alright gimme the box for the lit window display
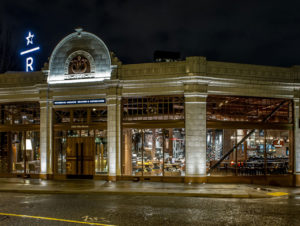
[164,129,185,176]
[0,102,40,174]
[122,128,185,176]
[0,131,40,174]
[94,130,107,174]
[11,131,40,174]
[207,129,223,162]
[207,129,290,176]
[207,95,293,176]
[265,130,290,175]
[143,129,163,176]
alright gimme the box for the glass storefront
[207,129,291,176]
[0,131,40,174]
[0,102,40,174]
[12,131,40,174]
[123,128,185,176]
[206,95,293,176]
[122,95,185,177]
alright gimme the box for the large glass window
[95,130,108,174]
[54,107,107,124]
[207,96,292,123]
[0,103,40,125]
[55,130,67,174]
[265,130,290,175]
[122,128,185,177]
[206,95,292,176]
[73,110,88,124]
[54,110,71,124]
[0,132,9,173]
[11,131,40,174]
[207,129,290,176]
[122,96,184,121]
[91,108,107,123]
[0,102,40,175]
[0,131,40,174]
[164,129,185,176]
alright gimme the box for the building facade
[0,29,300,186]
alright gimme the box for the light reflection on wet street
[0,193,299,225]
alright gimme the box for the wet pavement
[0,178,299,198]
[0,192,300,225]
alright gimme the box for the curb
[0,189,271,199]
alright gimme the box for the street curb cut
[0,189,271,199]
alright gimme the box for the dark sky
[2,0,300,70]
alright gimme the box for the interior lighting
[26,139,32,150]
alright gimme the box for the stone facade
[0,30,300,185]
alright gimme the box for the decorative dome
[48,29,111,84]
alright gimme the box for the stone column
[294,98,300,186]
[39,100,53,178]
[116,96,122,176]
[107,87,122,181]
[184,83,207,183]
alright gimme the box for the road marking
[0,212,116,226]
[82,215,109,223]
[267,192,289,197]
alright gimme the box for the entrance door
[66,137,94,178]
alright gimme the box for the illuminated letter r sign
[20,31,40,72]
[26,57,34,72]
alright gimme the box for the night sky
[1,0,300,71]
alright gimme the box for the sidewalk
[0,178,299,198]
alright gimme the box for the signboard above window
[53,99,106,105]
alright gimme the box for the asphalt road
[0,193,299,226]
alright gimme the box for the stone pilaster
[39,100,53,177]
[106,86,122,181]
[116,96,122,176]
[184,83,207,182]
[294,98,300,186]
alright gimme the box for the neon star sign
[20,31,40,72]
[26,32,34,45]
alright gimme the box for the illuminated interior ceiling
[122,96,185,121]
[48,29,111,84]
[206,95,292,123]
[0,102,40,124]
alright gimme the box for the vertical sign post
[20,31,40,72]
